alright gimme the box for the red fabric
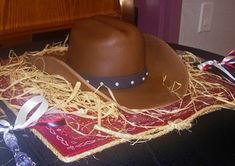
[0,74,234,159]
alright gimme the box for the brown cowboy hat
[34,16,189,109]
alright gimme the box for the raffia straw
[0,46,234,141]
[0,55,119,124]
[24,35,69,57]
[94,118,192,140]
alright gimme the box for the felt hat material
[34,16,189,109]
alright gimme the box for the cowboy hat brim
[31,34,189,109]
[101,34,189,109]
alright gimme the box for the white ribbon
[0,95,88,133]
[213,63,235,82]
[197,57,235,83]
[0,119,11,132]
[0,96,48,132]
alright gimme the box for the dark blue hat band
[80,68,148,89]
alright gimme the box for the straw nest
[0,43,234,141]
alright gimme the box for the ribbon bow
[0,96,49,166]
[0,95,87,166]
[0,96,48,132]
[198,50,235,83]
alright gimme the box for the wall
[135,0,182,43]
[179,0,235,55]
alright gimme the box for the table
[0,33,235,166]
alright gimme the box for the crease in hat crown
[67,16,147,89]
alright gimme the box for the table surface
[0,34,235,166]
